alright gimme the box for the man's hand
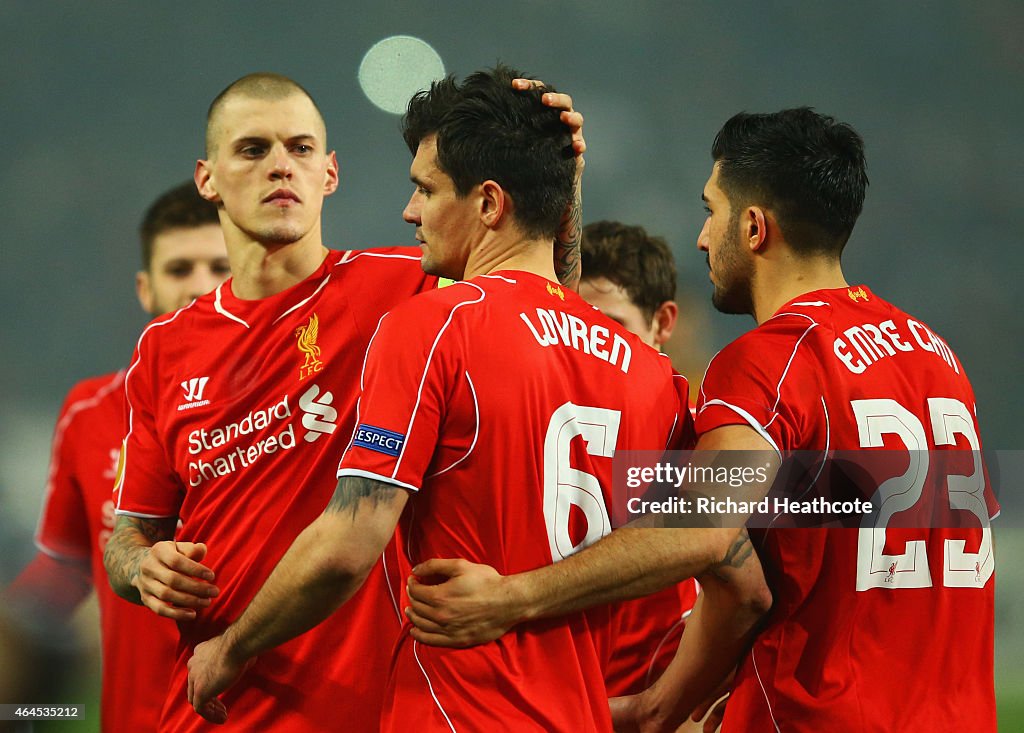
[512,77,586,164]
[404,558,525,647]
[512,77,585,289]
[186,634,249,724]
[515,79,586,166]
[135,541,219,621]
[104,515,219,618]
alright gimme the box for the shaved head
[206,72,327,156]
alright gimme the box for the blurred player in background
[184,65,675,733]
[579,220,678,353]
[4,181,228,732]
[103,71,583,732]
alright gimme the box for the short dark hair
[206,72,325,156]
[139,182,220,270]
[712,107,868,256]
[402,63,575,239]
[581,221,676,319]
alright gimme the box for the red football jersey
[338,271,689,733]
[696,286,996,732]
[34,370,177,733]
[115,248,435,733]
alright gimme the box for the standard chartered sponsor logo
[187,385,338,486]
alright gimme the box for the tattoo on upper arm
[710,529,755,580]
[326,477,402,520]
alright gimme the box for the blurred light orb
[358,36,446,115]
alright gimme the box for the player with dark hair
[402,107,995,732]
[138,182,231,279]
[5,181,227,732]
[579,220,678,350]
[103,71,583,732]
[184,65,678,733]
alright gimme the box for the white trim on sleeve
[336,468,422,493]
[699,399,782,459]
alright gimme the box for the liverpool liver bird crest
[295,314,324,379]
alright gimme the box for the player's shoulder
[386,278,489,323]
[61,370,125,409]
[766,298,833,330]
[135,297,209,346]
[723,306,824,362]
[55,370,125,429]
[331,246,424,273]
[328,246,436,303]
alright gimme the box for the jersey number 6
[543,402,621,562]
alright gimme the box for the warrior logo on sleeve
[296,313,326,380]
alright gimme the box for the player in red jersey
[402,108,996,732]
[103,72,584,733]
[677,108,996,733]
[4,181,228,732]
[184,65,681,732]
[578,220,700,700]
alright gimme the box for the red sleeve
[338,290,470,491]
[339,248,438,345]
[6,552,93,617]
[114,330,184,518]
[35,381,103,562]
[696,316,820,452]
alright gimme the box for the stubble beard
[711,282,753,316]
[710,226,754,317]
[260,227,303,246]
[251,216,307,247]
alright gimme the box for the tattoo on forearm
[554,189,582,289]
[103,515,175,602]
[710,530,755,580]
[326,477,400,520]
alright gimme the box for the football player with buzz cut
[103,71,584,733]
